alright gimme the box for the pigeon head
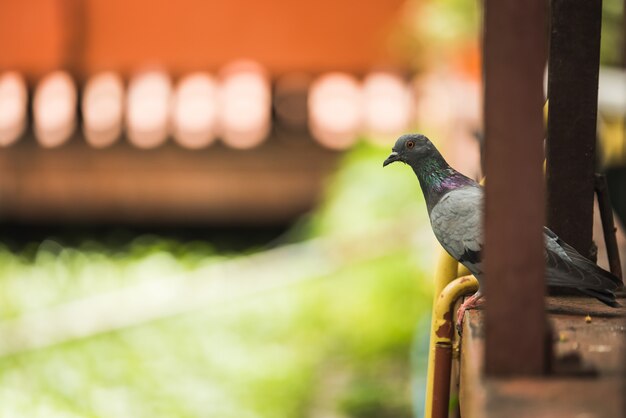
[382,133,437,167]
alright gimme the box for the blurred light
[363,72,414,144]
[412,73,455,130]
[218,60,271,149]
[82,72,124,148]
[308,73,362,149]
[598,67,626,117]
[0,72,27,147]
[273,73,311,130]
[34,71,77,148]
[172,73,218,149]
[126,71,172,149]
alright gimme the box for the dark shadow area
[0,221,292,254]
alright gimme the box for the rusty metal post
[595,174,623,281]
[431,343,453,418]
[546,0,603,259]
[483,0,548,376]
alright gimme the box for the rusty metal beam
[546,0,603,259]
[483,0,548,376]
[0,136,339,225]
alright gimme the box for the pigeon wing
[429,188,621,295]
[430,187,484,279]
[544,227,621,291]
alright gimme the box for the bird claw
[456,306,467,335]
[455,293,484,336]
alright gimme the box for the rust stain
[459,276,472,283]
[436,311,453,338]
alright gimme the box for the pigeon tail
[544,226,623,292]
[578,288,620,307]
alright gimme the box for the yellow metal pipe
[424,249,464,418]
[457,264,471,277]
[428,274,479,418]
[432,275,479,345]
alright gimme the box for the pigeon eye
[406,141,415,149]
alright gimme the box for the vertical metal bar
[431,343,453,418]
[594,174,623,281]
[546,0,603,258]
[622,3,626,414]
[483,0,548,376]
[424,251,459,418]
[428,275,479,418]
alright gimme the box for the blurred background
[0,0,623,417]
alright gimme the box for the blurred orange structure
[0,0,406,78]
[0,0,413,225]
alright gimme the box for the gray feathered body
[430,186,484,280]
[429,183,621,304]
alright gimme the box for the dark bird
[383,133,622,330]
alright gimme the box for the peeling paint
[435,311,453,338]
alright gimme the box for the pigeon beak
[383,151,400,167]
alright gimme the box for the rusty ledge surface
[458,296,626,418]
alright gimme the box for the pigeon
[383,133,622,330]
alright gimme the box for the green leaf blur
[0,141,434,418]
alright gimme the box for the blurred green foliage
[601,0,624,66]
[418,0,479,48]
[414,0,623,67]
[0,142,435,417]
